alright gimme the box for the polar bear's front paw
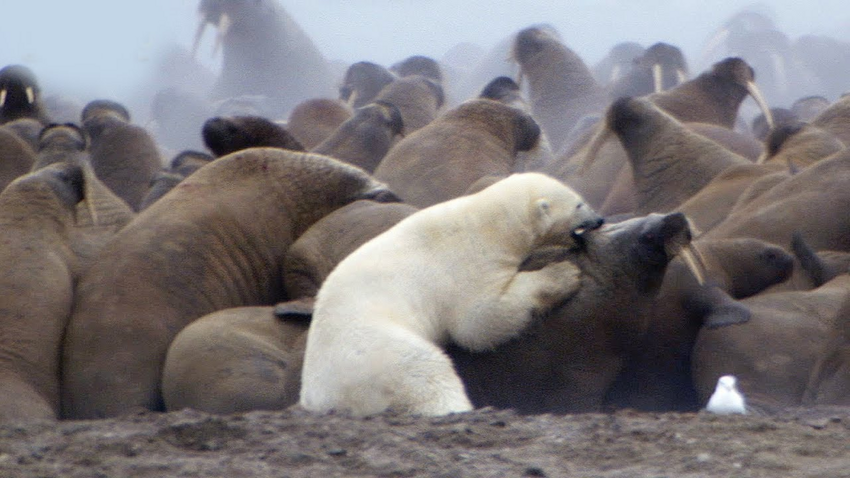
[530,259,582,309]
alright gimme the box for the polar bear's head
[484,172,604,248]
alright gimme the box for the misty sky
[2,0,849,116]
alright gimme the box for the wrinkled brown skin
[678,122,844,233]
[286,99,353,150]
[692,274,850,414]
[162,200,416,415]
[606,237,793,412]
[804,294,850,406]
[649,57,758,129]
[138,171,184,211]
[3,118,44,151]
[601,122,764,217]
[162,306,309,415]
[811,95,850,147]
[0,126,36,192]
[705,149,850,251]
[139,151,216,211]
[552,59,762,213]
[726,172,793,215]
[29,125,136,272]
[462,175,509,196]
[29,122,136,270]
[687,123,762,161]
[83,113,163,211]
[478,76,556,172]
[762,122,846,169]
[676,163,788,233]
[374,75,443,134]
[311,102,404,173]
[60,148,395,419]
[374,99,540,208]
[605,97,749,215]
[202,115,305,157]
[450,213,693,414]
[550,133,627,211]
[511,26,607,152]
[283,200,418,300]
[31,124,88,172]
[0,164,82,421]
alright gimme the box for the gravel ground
[1,405,849,477]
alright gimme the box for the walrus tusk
[191,20,208,59]
[652,63,664,93]
[577,123,613,174]
[345,90,359,108]
[676,68,688,85]
[680,243,708,286]
[755,151,768,164]
[212,14,232,58]
[82,164,100,227]
[0,89,6,107]
[25,86,34,105]
[747,80,774,130]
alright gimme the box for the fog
[2,0,849,119]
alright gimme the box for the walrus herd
[0,2,849,422]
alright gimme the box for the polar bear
[299,172,603,417]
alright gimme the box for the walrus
[373,98,541,208]
[339,61,397,109]
[202,115,304,156]
[0,64,50,125]
[374,75,444,134]
[61,148,398,419]
[311,101,404,173]
[162,199,417,415]
[81,99,163,211]
[511,25,607,152]
[609,42,689,98]
[193,0,336,117]
[31,123,88,172]
[0,163,83,421]
[286,99,353,150]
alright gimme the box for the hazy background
[1,0,848,118]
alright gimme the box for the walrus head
[0,64,43,122]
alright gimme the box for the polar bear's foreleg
[451,260,581,351]
[303,324,473,417]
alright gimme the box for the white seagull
[705,375,747,414]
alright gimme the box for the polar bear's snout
[572,215,605,238]
[570,205,605,240]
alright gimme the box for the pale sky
[1,1,848,113]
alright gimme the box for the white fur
[706,375,747,415]
[299,172,600,417]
